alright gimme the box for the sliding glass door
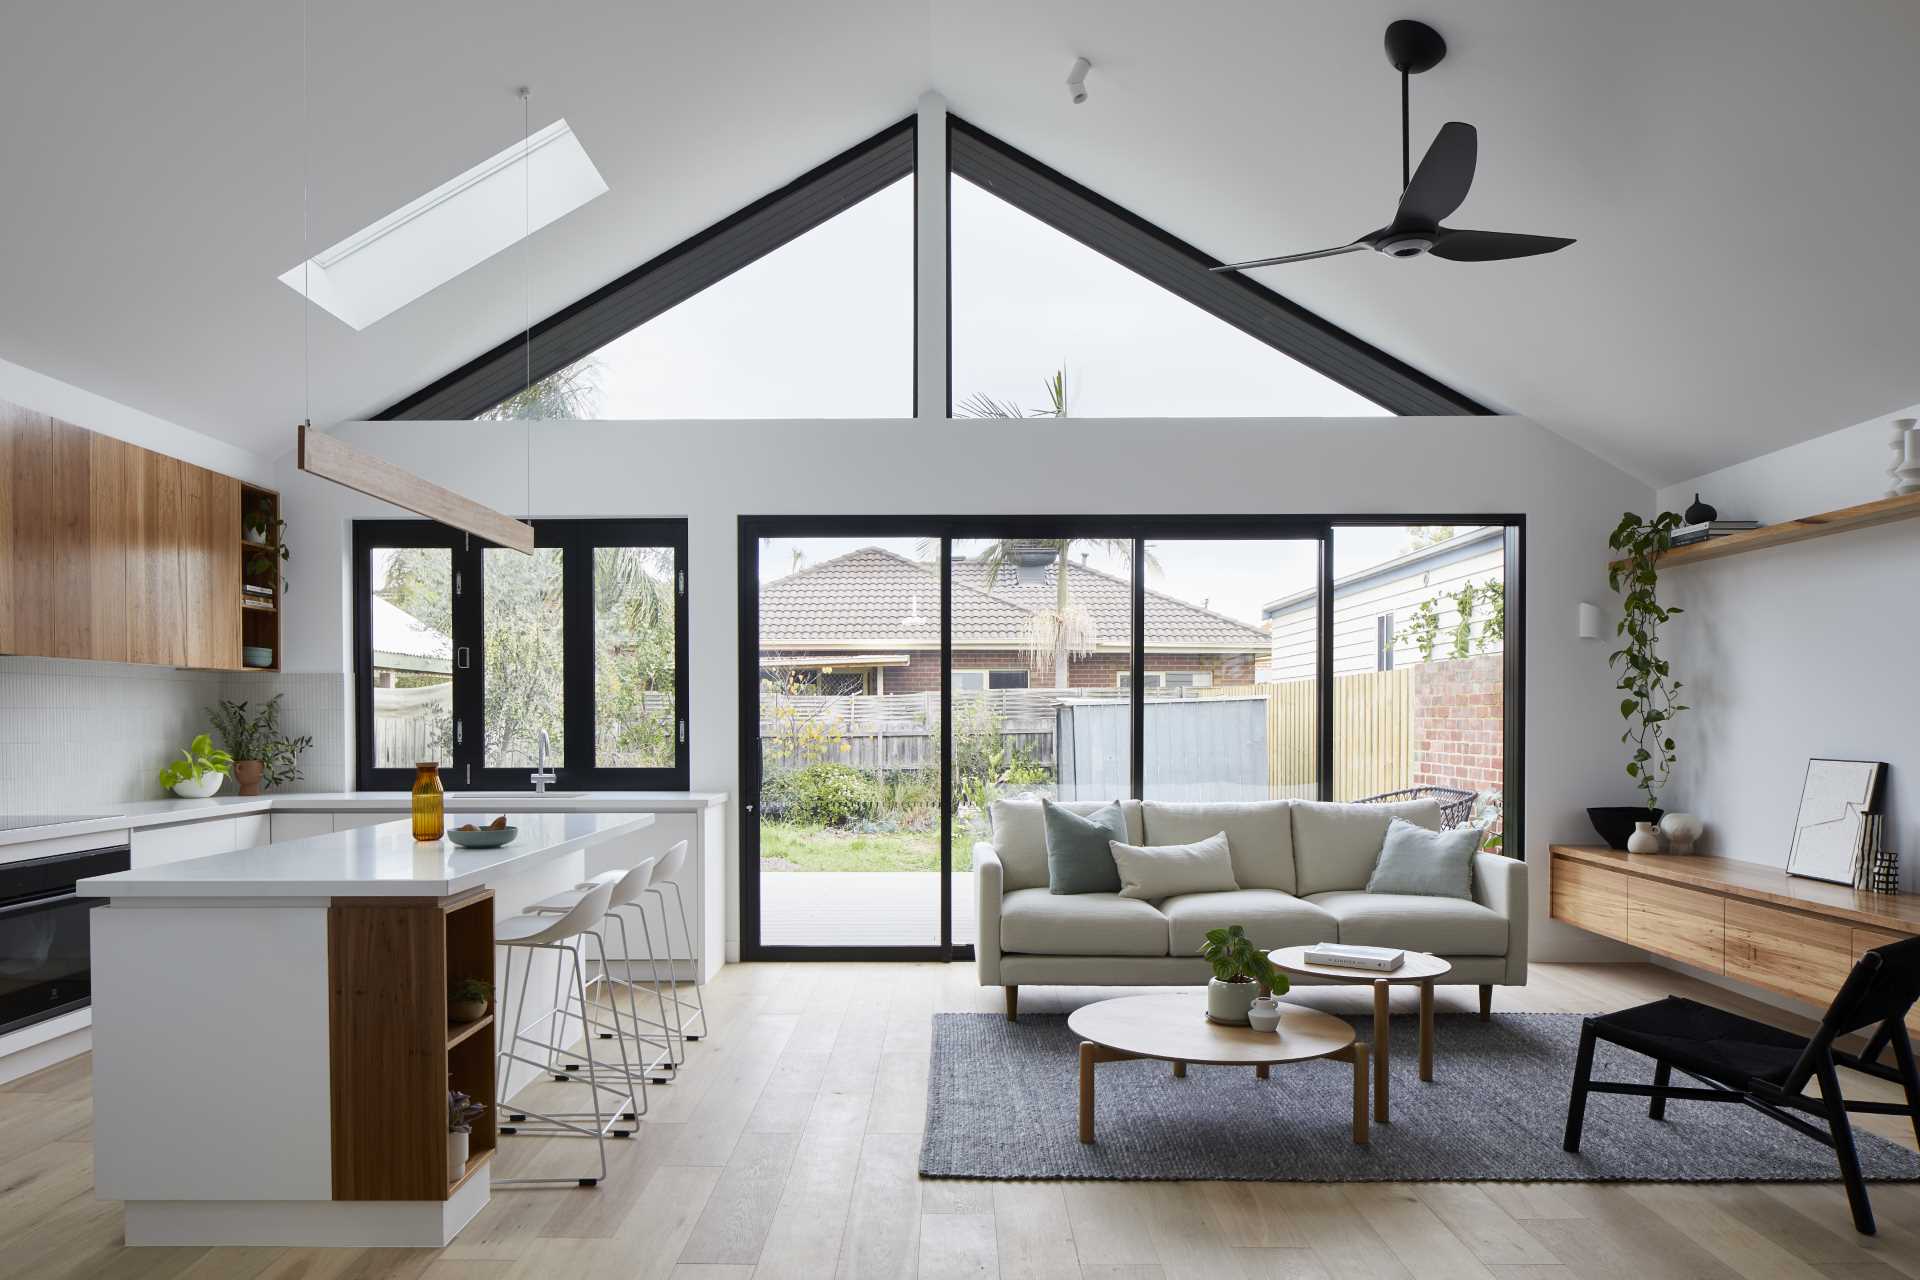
[740,516,1523,960]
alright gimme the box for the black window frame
[353,518,689,792]
[738,513,1523,962]
[375,118,917,422]
[947,116,1488,417]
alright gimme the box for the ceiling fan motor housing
[1376,231,1436,258]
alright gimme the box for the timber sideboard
[1549,844,1920,1033]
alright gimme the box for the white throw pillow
[1107,831,1241,901]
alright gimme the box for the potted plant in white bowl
[449,1090,485,1179]
[1198,925,1286,1026]
[156,734,232,798]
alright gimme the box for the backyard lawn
[759,821,975,873]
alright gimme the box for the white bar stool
[492,878,637,1188]
[524,856,679,1086]
[642,840,709,1044]
[571,840,701,1065]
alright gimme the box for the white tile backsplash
[0,658,349,813]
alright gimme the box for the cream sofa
[974,796,1527,1019]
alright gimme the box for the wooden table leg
[1350,1043,1370,1145]
[1256,1063,1270,1080]
[1078,1042,1096,1143]
[1419,979,1436,1082]
[1373,978,1390,1122]
[1172,1060,1186,1078]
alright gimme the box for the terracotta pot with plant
[207,694,313,798]
[449,978,492,1024]
[1198,924,1289,1026]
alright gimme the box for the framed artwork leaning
[1785,758,1887,885]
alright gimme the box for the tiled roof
[758,546,1268,651]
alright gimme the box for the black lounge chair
[1562,935,1920,1234]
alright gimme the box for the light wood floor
[6,961,1920,1280]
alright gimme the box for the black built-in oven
[0,845,129,1036]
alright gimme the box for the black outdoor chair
[1562,935,1920,1235]
[1360,785,1476,829]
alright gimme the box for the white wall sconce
[1577,602,1602,639]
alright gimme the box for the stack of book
[1670,519,1761,547]
[1303,943,1405,972]
[1852,813,1886,891]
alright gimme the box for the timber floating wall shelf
[297,424,535,554]
[1613,490,1920,570]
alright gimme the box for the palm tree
[972,538,1138,688]
[478,358,604,420]
[955,367,1070,421]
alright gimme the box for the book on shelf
[1303,943,1405,972]
[242,584,274,597]
[1669,519,1762,547]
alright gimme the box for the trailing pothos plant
[1607,511,1688,810]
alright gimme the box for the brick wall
[1410,652,1503,811]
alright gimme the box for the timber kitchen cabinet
[1,397,270,671]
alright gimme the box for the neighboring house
[369,595,452,686]
[758,546,1270,694]
[1262,527,1506,680]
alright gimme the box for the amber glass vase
[411,762,445,841]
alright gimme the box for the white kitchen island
[78,812,654,1248]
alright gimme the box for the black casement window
[352,519,688,791]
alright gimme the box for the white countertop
[0,790,727,849]
[75,811,655,899]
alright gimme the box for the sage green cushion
[1043,800,1129,895]
[1364,817,1481,900]
[1290,798,1443,896]
[989,798,1143,891]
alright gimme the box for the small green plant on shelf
[449,1090,486,1134]
[156,734,233,795]
[244,496,290,593]
[1199,924,1289,998]
[449,978,493,1023]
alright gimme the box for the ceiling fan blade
[1429,228,1575,261]
[1210,241,1369,272]
[1394,121,1477,228]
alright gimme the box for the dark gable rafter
[377,118,917,421]
[947,116,1488,417]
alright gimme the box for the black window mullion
[453,534,484,788]
[1316,532,1335,801]
[1129,537,1145,800]
[939,535,953,958]
[559,530,595,785]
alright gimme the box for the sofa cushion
[1291,799,1443,897]
[1109,832,1239,901]
[1142,800,1296,893]
[1161,889,1339,956]
[990,797,1144,891]
[1043,800,1128,895]
[1000,887,1169,956]
[1306,890,1508,956]
[1366,817,1481,900]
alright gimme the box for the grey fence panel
[1057,697,1270,802]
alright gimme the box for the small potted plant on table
[157,733,233,798]
[449,1090,486,1179]
[1199,925,1288,1027]
[207,695,312,797]
[449,978,492,1024]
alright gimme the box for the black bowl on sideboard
[1587,806,1664,851]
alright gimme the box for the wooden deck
[761,871,977,947]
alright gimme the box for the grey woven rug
[921,1010,1920,1182]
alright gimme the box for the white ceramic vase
[1246,996,1282,1033]
[449,1129,469,1178]
[1207,978,1258,1025]
[1659,812,1704,854]
[1626,821,1663,854]
[170,773,223,799]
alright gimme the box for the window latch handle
[457,646,470,670]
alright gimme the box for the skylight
[280,119,607,330]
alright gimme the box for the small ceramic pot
[1246,996,1282,1033]
[1206,978,1258,1025]
[233,760,264,797]
[170,773,223,799]
[448,1129,469,1178]
[1659,812,1704,854]
[449,998,488,1024]
[1626,821,1663,854]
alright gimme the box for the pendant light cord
[301,0,311,428]
[521,86,532,522]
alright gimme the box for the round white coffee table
[1066,993,1367,1146]
[1267,946,1453,1123]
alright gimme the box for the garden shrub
[767,762,879,827]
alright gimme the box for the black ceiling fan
[1212,19,1574,273]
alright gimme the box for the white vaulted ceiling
[2,0,1917,483]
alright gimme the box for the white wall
[0,356,271,486]
[1657,404,1920,889]
[276,413,1651,964]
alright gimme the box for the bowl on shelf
[170,773,224,799]
[447,825,518,849]
[243,646,273,668]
